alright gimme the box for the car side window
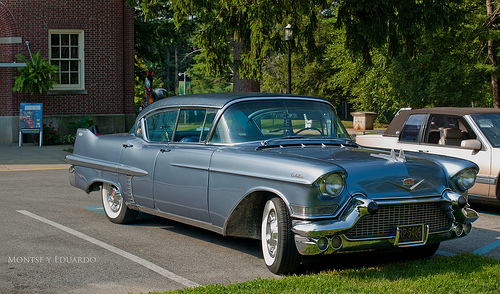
[145,110,178,142]
[426,115,476,146]
[173,109,208,143]
[400,114,425,143]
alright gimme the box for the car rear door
[152,109,217,222]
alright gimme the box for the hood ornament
[371,149,406,163]
[387,178,425,191]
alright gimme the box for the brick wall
[0,0,135,118]
[0,2,21,117]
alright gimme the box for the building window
[49,30,84,90]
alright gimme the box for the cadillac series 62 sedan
[67,93,479,274]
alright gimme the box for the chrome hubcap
[107,186,121,213]
[265,210,278,258]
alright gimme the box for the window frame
[48,29,85,91]
[398,114,426,144]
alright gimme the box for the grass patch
[151,253,500,294]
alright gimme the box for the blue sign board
[19,103,43,147]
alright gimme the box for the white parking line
[16,210,199,288]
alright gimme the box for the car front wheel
[101,183,138,224]
[261,196,301,274]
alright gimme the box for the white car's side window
[400,114,425,143]
[426,115,477,147]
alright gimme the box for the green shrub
[13,52,58,95]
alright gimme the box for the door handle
[418,150,429,153]
[122,144,133,148]
[160,148,171,153]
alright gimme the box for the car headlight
[456,168,477,191]
[319,173,345,197]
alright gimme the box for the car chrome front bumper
[292,192,479,255]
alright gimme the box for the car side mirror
[350,134,357,143]
[461,139,482,150]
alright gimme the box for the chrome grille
[345,202,452,240]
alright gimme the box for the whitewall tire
[101,183,138,224]
[261,196,301,274]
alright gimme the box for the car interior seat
[439,128,462,146]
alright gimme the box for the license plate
[397,224,424,244]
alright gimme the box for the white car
[356,107,500,204]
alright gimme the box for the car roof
[138,92,326,117]
[385,107,500,136]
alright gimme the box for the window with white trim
[49,30,84,90]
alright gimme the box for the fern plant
[13,52,59,95]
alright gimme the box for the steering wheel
[293,127,324,136]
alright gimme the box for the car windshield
[470,113,500,147]
[210,99,350,143]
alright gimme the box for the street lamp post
[284,24,293,94]
[178,72,186,95]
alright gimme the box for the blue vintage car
[67,93,479,274]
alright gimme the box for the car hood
[262,145,449,199]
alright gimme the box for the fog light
[463,223,472,235]
[330,236,342,249]
[455,223,464,236]
[317,237,329,251]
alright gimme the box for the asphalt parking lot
[1,143,500,293]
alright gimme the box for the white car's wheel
[261,197,301,274]
[101,183,138,224]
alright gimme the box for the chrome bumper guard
[292,192,478,255]
[68,165,76,187]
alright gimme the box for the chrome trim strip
[66,154,148,176]
[135,205,224,235]
[476,175,497,185]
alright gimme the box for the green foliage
[61,134,76,145]
[131,0,498,122]
[389,53,489,109]
[34,122,61,145]
[336,0,464,64]
[322,0,494,123]
[13,52,59,95]
[189,49,233,93]
[66,116,94,134]
[172,0,328,80]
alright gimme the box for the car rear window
[400,114,425,143]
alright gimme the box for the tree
[129,0,199,96]
[336,0,464,63]
[172,0,328,92]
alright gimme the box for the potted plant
[13,52,58,95]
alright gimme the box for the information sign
[19,103,43,147]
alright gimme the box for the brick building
[0,0,135,143]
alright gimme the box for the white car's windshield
[470,113,500,147]
[211,99,350,143]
